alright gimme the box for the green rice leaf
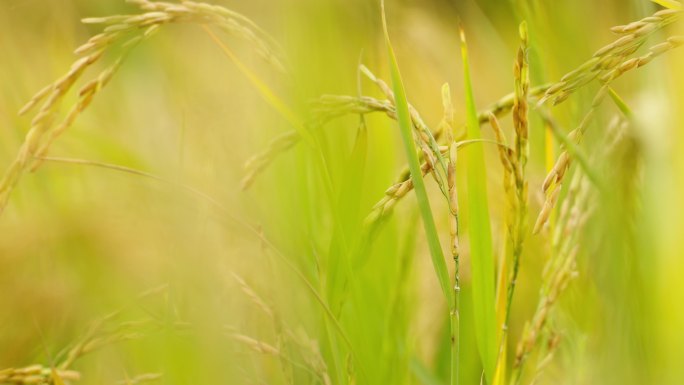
[608,87,634,119]
[381,0,453,305]
[459,25,497,384]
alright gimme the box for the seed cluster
[534,8,684,234]
[0,367,80,385]
[360,84,550,227]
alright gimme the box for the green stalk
[443,82,461,385]
[459,26,497,383]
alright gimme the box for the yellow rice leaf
[651,0,682,10]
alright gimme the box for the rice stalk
[534,32,684,233]
[125,0,285,70]
[359,83,550,228]
[232,272,275,320]
[58,319,156,370]
[532,12,682,232]
[241,84,552,192]
[514,176,595,380]
[1,288,172,385]
[0,0,285,215]
[359,65,449,197]
[441,82,461,385]
[223,325,332,384]
[537,8,682,106]
[498,23,531,358]
[29,46,139,172]
[0,366,80,385]
[363,154,440,227]
[288,328,334,385]
[527,331,562,385]
[241,131,301,190]
[362,139,511,228]
[490,20,533,378]
[226,331,281,356]
[0,48,112,214]
[229,266,337,384]
[510,117,628,382]
[510,199,586,384]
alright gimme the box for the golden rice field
[2,0,684,384]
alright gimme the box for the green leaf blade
[459,26,497,384]
[381,1,453,306]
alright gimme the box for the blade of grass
[380,1,452,304]
[607,87,634,119]
[650,0,682,10]
[459,25,497,384]
[382,2,458,384]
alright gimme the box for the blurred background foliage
[1,0,684,384]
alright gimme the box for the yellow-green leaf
[651,0,682,10]
[459,25,497,384]
[51,369,67,385]
[381,0,453,305]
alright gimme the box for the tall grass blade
[651,0,682,10]
[380,1,453,304]
[459,25,497,384]
[608,87,634,119]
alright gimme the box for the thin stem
[451,284,460,385]
[442,82,460,385]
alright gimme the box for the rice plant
[1,0,684,384]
